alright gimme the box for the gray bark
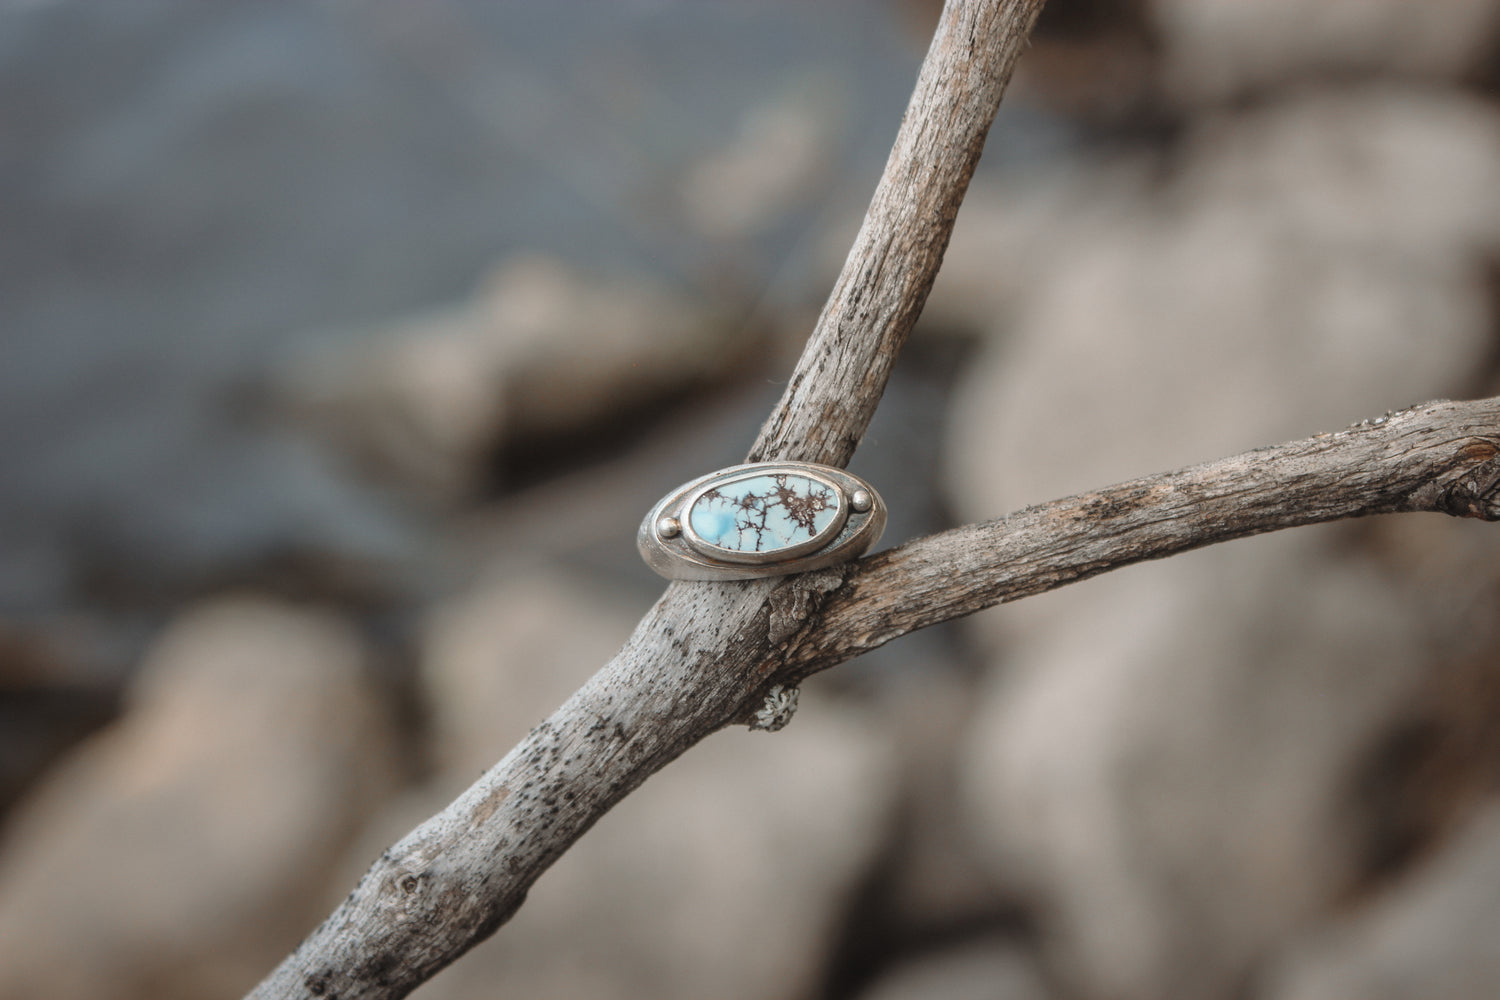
[245,0,1500,996]
[781,400,1500,678]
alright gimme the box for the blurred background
[3,1,1500,998]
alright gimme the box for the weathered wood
[778,399,1500,679]
[245,0,1500,988]
[243,0,1500,985]
[253,387,1500,1000]
[747,0,1046,466]
[246,1,1048,997]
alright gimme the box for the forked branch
[244,0,1500,995]
[249,1,1048,996]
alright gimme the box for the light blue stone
[689,473,840,554]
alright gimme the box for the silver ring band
[637,461,886,581]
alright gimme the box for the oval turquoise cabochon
[687,472,842,559]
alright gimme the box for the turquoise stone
[688,473,841,555]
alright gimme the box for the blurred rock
[1152,0,1500,105]
[281,254,743,502]
[878,674,1014,932]
[1351,514,1500,876]
[419,567,638,773]
[948,88,1500,512]
[1177,86,1500,264]
[858,938,1052,1000]
[0,1,926,615]
[680,80,841,241]
[960,535,1441,999]
[945,85,1500,1000]
[338,566,897,1000]
[1011,0,1159,127]
[0,598,396,1000]
[0,623,119,819]
[412,695,894,1000]
[923,160,1146,336]
[812,670,1023,1000]
[1265,802,1500,1000]
[936,85,1500,350]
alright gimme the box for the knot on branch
[1410,438,1500,519]
[766,567,846,647]
[736,569,848,732]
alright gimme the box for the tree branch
[747,0,1047,466]
[254,386,1500,999]
[246,0,1500,989]
[247,1,1048,997]
[244,0,1500,987]
[778,398,1500,678]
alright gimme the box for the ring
[637,461,886,581]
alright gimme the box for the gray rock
[946,86,1500,1000]
[948,88,1500,517]
[1152,0,1500,104]
[0,598,396,1000]
[278,255,737,503]
[1266,803,1500,1000]
[418,567,644,774]
[0,1,924,611]
[858,939,1052,1000]
[679,79,843,241]
[959,535,1435,999]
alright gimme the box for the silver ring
[638,462,886,581]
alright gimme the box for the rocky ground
[3,2,1500,999]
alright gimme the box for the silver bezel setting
[638,461,887,581]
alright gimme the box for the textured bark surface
[781,399,1500,678]
[253,389,1500,1000]
[245,0,1500,996]
[745,0,1046,467]
[247,1,1048,997]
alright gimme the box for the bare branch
[780,398,1500,678]
[246,1,1048,997]
[243,0,1500,990]
[747,0,1048,466]
[249,397,1500,998]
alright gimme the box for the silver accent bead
[850,489,872,513]
[656,516,681,539]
